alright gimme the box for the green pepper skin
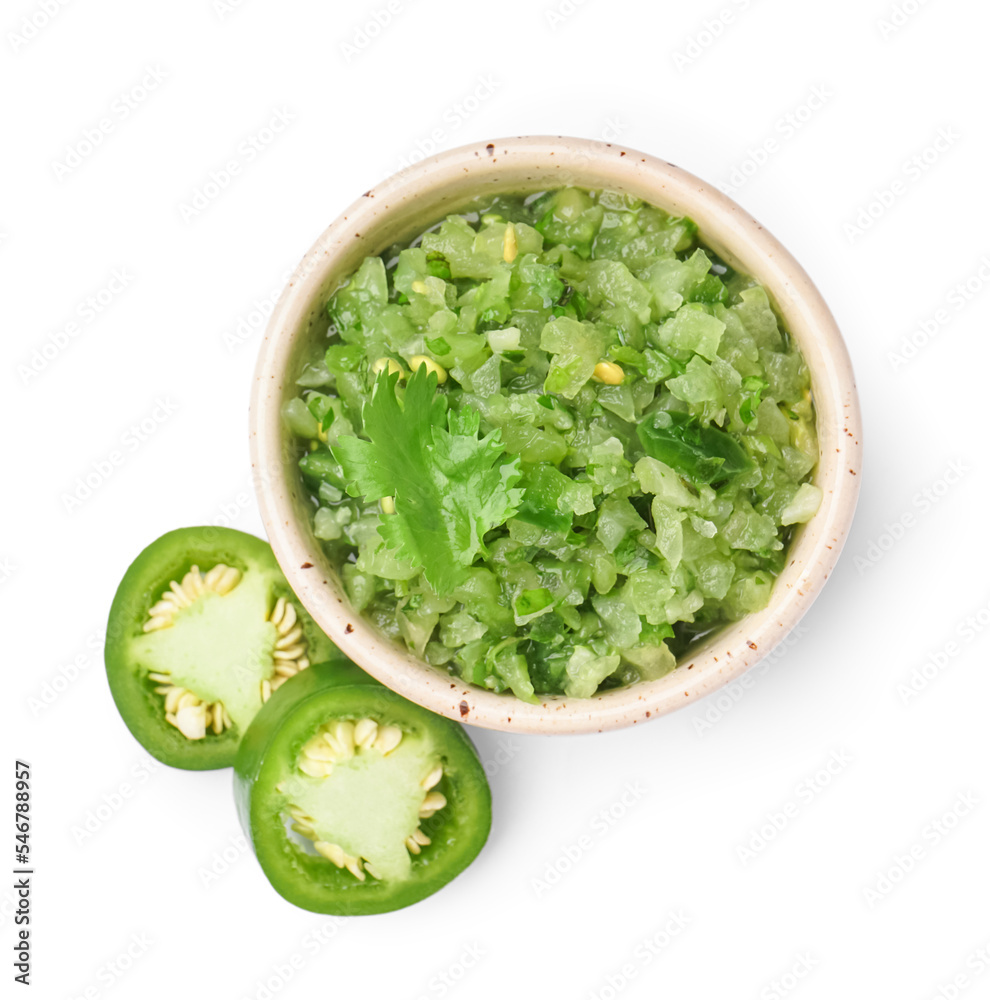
[637,410,753,487]
[234,662,493,915]
[105,527,340,770]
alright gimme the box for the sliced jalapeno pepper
[234,662,492,914]
[105,527,340,770]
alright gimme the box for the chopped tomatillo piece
[105,527,341,770]
[234,661,491,914]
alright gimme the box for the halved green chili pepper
[234,662,492,915]
[105,527,340,770]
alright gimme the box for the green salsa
[282,188,821,702]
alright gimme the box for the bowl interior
[251,136,861,734]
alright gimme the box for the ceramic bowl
[249,135,862,734]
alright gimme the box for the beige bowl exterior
[250,135,862,734]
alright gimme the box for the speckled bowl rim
[249,135,862,735]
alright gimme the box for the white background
[4,1,988,997]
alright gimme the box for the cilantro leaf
[332,367,524,594]
[739,376,769,425]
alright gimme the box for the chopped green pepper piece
[637,410,754,487]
